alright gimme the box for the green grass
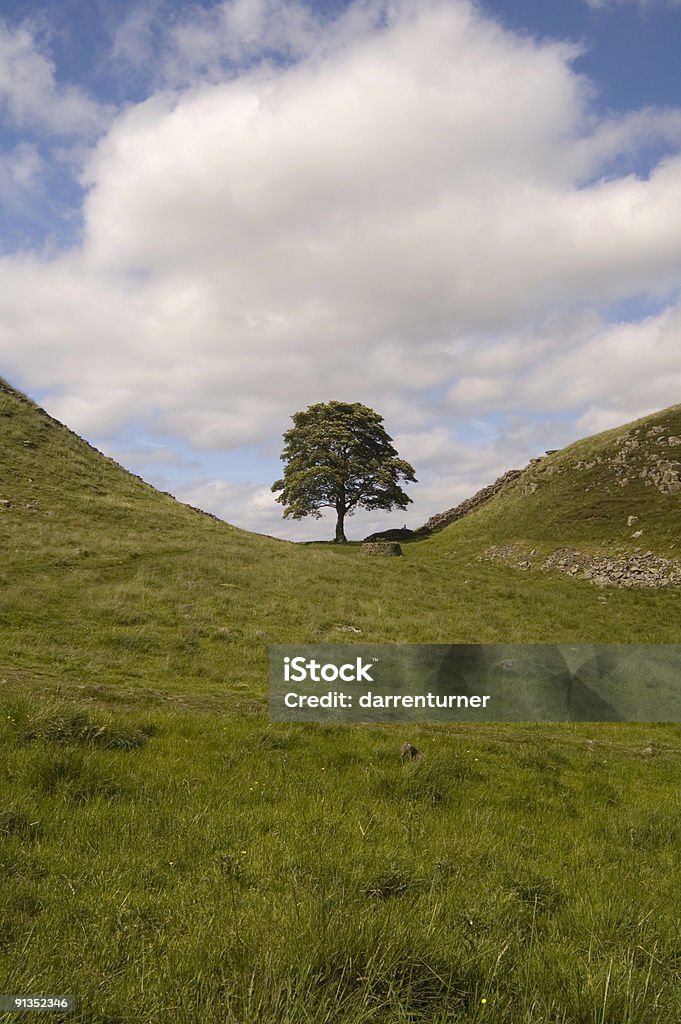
[2,379,681,1021]
[2,381,681,703]
[2,689,681,1023]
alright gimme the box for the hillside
[1,378,681,709]
[3,378,681,1024]
[425,405,681,589]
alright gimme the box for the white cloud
[524,303,681,415]
[437,302,681,423]
[111,1,163,69]
[160,0,396,86]
[0,142,43,203]
[0,19,108,136]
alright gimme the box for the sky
[1,0,680,541]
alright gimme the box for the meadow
[2,379,681,1022]
[2,685,681,1023]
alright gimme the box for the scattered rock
[627,515,638,526]
[484,545,681,589]
[631,530,643,538]
[541,548,681,589]
[361,542,402,556]
[335,624,362,633]
[400,742,422,762]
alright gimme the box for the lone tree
[272,400,417,542]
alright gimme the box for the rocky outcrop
[573,425,681,494]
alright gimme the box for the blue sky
[1,0,681,539]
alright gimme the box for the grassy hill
[2,378,681,1023]
[443,405,681,550]
[2,378,681,706]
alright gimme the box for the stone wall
[361,542,402,556]
[419,468,523,533]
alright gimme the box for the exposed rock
[609,425,681,494]
[361,542,402,556]
[627,515,639,526]
[400,742,422,762]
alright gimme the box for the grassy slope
[454,405,681,552]
[2,382,681,707]
[2,380,681,1023]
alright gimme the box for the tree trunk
[334,505,347,543]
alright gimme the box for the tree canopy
[272,401,417,542]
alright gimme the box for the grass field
[2,686,681,1023]
[2,379,681,1022]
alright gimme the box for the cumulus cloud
[0,18,108,136]
[110,1,164,70]
[1,0,681,534]
[0,142,43,203]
